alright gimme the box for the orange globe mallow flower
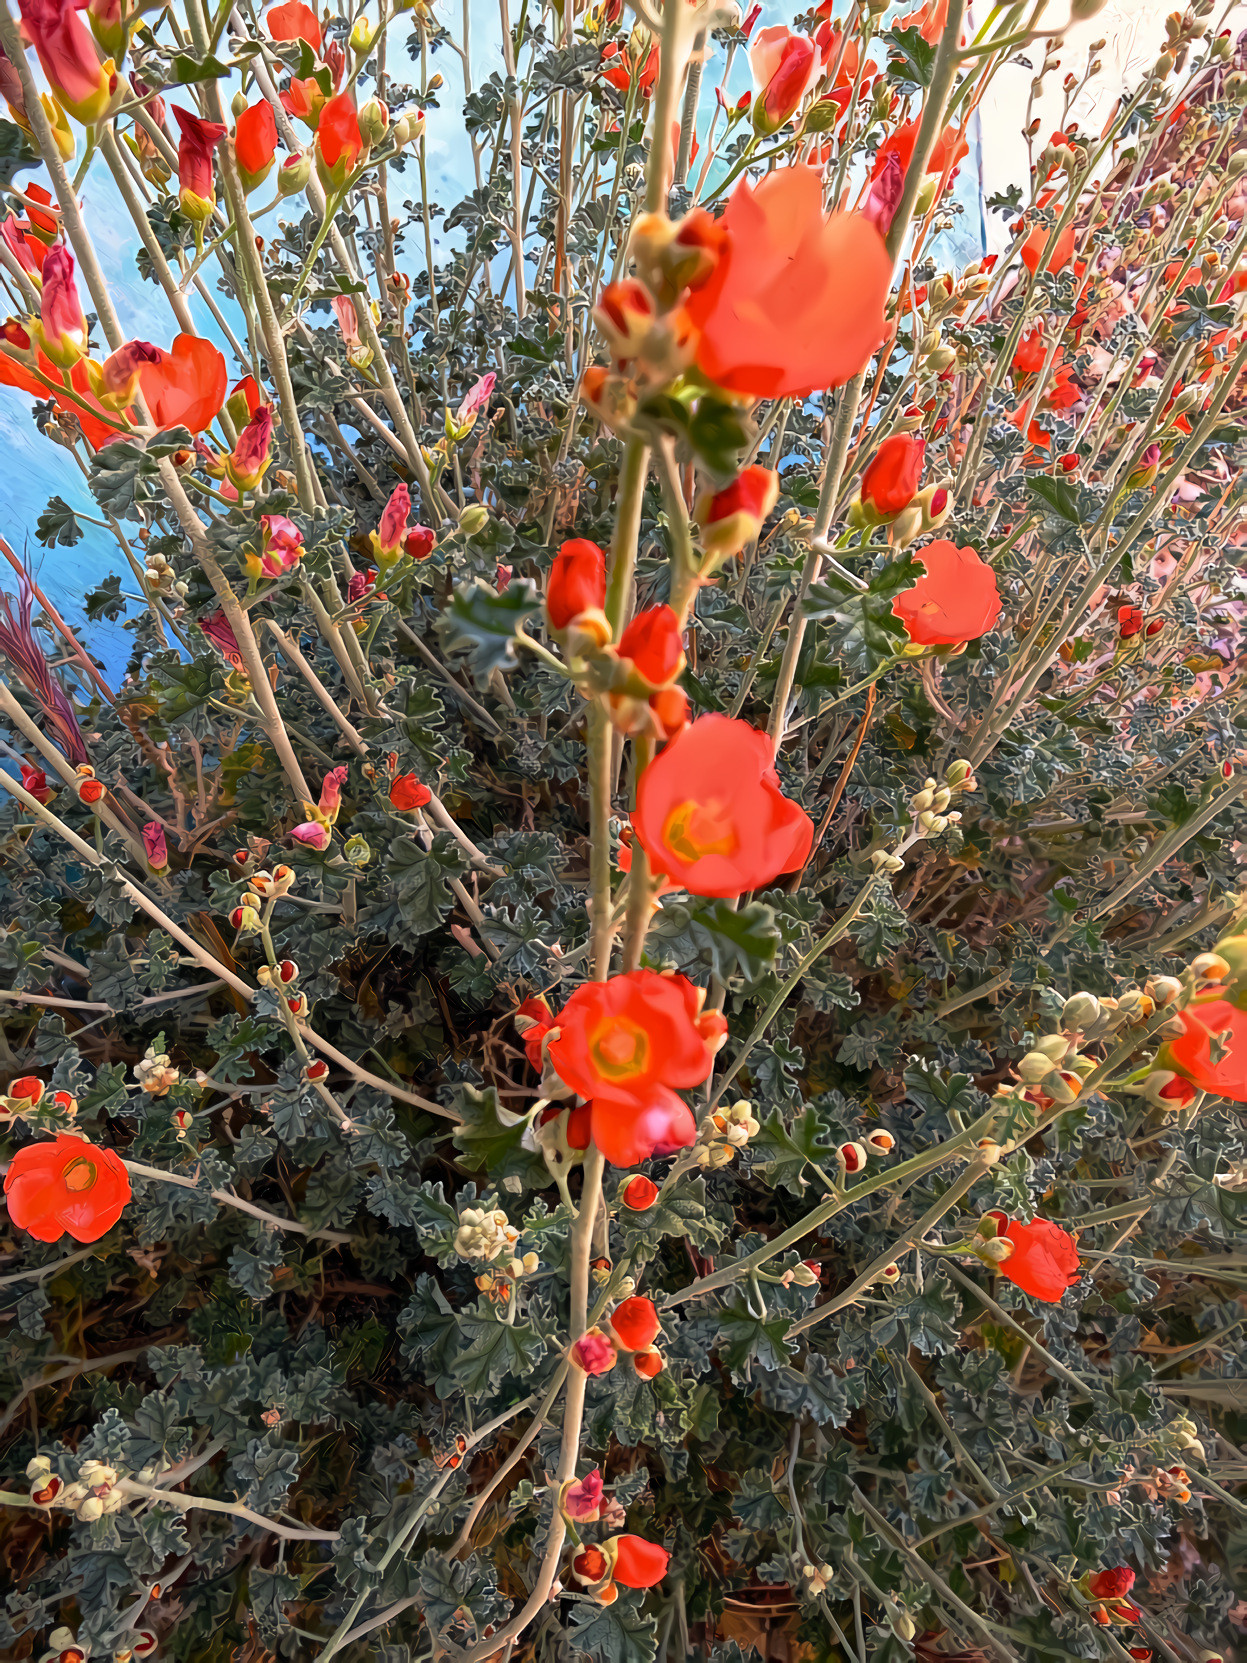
[266,0,322,51]
[986,1212,1080,1303]
[632,714,814,898]
[683,165,892,400]
[860,433,925,520]
[891,540,1001,648]
[584,1090,697,1167]
[547,970,725,1106]
[610,1294,660,1352]
[547,538,607,631]
[4,1134,131,1243]
[572,1534,671,1601]
[1161,999,1247,1101]
[139,333,228,434]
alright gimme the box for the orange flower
[316,92,364,188]
[696,465,779,557]
[990,1214,1081,1303]
[235,100,279,192]
[139,333,228,434]
[389,773,431,812]
[610,1294,660,1351]
[610,1535,670,1589]
[860,433,924,519]
[547,969,724,1109]
[891,540,1001,648]
[1162,999,1247,1101]
[615,604,683,689]
[632,714,814,897]
[1021,206,1077,277]
[3,1133,131,1243]
[266,0,321,52]
[749,26,818,135]
[547,538,607,630]
[584,1089,697,1167]
[684,166,891,400]
[871,119,968,184]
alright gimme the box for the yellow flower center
[590,1017,650,1081]
[662,799,738,865]
[62,1156,97,1193]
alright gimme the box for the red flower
[547,969,723,1108]
[1012,326,1047,376]
[616,605,683,689]
[316,92,364,186]
[18,0,116,123]
[1089,1569,1136,1601]
[281,76,325,128]
[19,761,50,802]
[891,540,1001,647]
[235,101,279,192]
[226,404,273,491]
[36,244,86,368]
[749,26,818,135]
[515,995,555,1072]
[585,1089,697,1167]
[684,166,891,400]
[1021,210,1077,277]
[228,372,263,426]
[997,1216,1080,1302]
[871,119,968,184]
[390,773,431,812]
[632,714,814,897]
[139,334,228,434]
[1118,605,1144,639]
[266,0,321,51]
[621,1174,658,1209]
[610,1294,660,1351]
[173,106,226,217]
[1163,999,1247,1101]
[406,526,436,560]
[610,1535,670,1589]
[696,466,779,557]
[861,433,924,519]
[3,1134,131,1243]
[547,538,607,630]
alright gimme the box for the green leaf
[441,577,541,673]
[614,1174,725,1258]
[450,1083,549,1192]
[647,896,780,982]
[0,119,37,190]
[687,396,754,487]
[804,554,920,674]
[1026,474,1085,524]
[451,1300,546,1392]
[750,1105,838,1194]
[388,830,469,943]
[717,1303,798,1376]
[568,1591,658,1663]
[172,46,257,82]
[883,25,936,89]
[36,496,88,548]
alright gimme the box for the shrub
[0,0,1244,1660]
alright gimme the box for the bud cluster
[693,1098,760,1168]
[454,1205,521,1264]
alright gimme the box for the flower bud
[358,97,389,145]
[278,152,312,195]
[865,1129,895,1153]
[1018,1050,1057,1082]
[1192,952,1230,980]
[1061,992,1101,1031]
[621,1174,659,1210]
[837,1141,868,1173]
[459,503,490,536]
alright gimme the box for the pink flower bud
[142,821,168,872]
[290,820,332,851]
[38,245,86,368]
[570,1328,618,1375]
